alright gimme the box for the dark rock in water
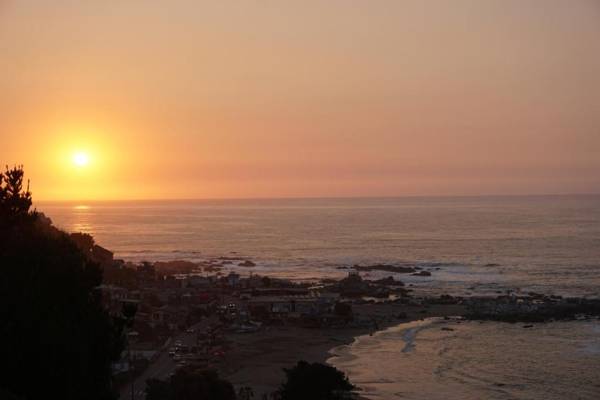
[484,263,501,267]
[412,271,432,277]
[441,327,454,331]
[523,325,534,328]
[337,266,350,269]
[354,264,417,274]
[373,276,405,286]
[238,260,256,267]
[465,296,600,323]
[528,292,545,299]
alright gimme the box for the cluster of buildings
[99,270,345,335]
[71,234,352,381]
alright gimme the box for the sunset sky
[1,0,599,201]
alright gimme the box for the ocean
[328,318,600,399]
[37,195,600,399]
[38,195,600,297]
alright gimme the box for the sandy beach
[220,303,466,397]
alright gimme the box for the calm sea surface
[37,195,600,399]
[38,195,600,297]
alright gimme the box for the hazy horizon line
[34,192,600,204]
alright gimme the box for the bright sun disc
[73,152,90,167]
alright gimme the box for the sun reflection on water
[72,204,93,233]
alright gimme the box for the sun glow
[72,152,90,167]
[33,119,131,200]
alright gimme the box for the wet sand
[219,303,466,397]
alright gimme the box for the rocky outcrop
[354,264,416,274]
[411,271,431,277]
[465,296,600,323]
[373,276,405,286]
[238,260,256,267]
[154,260,199,274]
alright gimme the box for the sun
[72,152,90,167]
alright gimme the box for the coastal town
[70,232,600,399]
[4,1,600,398]
[2,172,599,400]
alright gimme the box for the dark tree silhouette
[146,368,236,400]
[0,165,35,227]
[0,166,126,400]
[278,361,355,400]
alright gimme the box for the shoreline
[91,249,599,398]
[219,303,466,397]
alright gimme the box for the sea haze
[37,195,600,298]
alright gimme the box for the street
[119,321,204,400]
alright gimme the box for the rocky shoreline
[87,243,599,398]
[217,270,600,397]
[463,293,600,323]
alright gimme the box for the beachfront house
[247,292,339,319]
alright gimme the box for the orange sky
[1,0,599,201]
